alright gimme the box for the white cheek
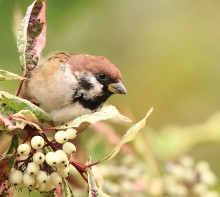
[74,71,79,77]
[88,76,103,96]
[78,73,103,99]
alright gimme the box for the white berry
[57,160,70,169]
[50,172,62,187]
[46,152,60,166]
[57,166,70,178]
[55,150,68,164]
[55,130,69,144]
[38,183,46,192]
[45,176,54,191]
[31,136,45,150]
[66,128,77,139]
[23,173,36,187]
[9,170,23,186]
[62,142,76,154]
[69,164,78,175]
[17,144,31,156]
[36,171,48,184]
[27,162,40,176]
[33,152,45,164]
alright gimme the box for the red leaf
[0,114,12,128]
[0,181,8,195]
[0,155,16,185]
[54,186,62,197]
[17,0,47,77]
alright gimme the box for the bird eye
[98,72,107,80]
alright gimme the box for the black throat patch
[73,91,112,111]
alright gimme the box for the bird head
[67,54,127,110]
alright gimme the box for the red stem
[16,80,25,96]
[71,161,88,182]
[86,161,100,168]
[41,133,58,151]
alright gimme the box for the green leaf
[7,135,19,154]
[40,190,55,197]
[0,114,25,132]
[0,91,52,123]
[17,0,46,77]
[63,179,75,197]
[87,168,111,197]
[98,108,153,163]
[53,105,131,130]
[10,110,42,131]
[0,69,26,81]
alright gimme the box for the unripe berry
[50,172,62,187]
[46,152,60,166]
[36,171,48,184]
[31,136,45,150]
[55,130,69,144]
[9,170,23,186]
[55,150,68,164]
[27,162,40,176]
[33,152,45,164]
[57,166,70,178]
[23,173,36,187]
[17,144,31,156]
[62,142,76,154]
[66,128,77,139]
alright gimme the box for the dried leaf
[17,0,46,77]
[0,69,26,81]
[0,91,52,123]
[99,108,153,163]
[53,105,131,130]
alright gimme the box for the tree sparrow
[19,52,127,125]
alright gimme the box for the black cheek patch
[79,78,94,90]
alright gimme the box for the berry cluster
[9,128,77,192]
[148,156,219,197]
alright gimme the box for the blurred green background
[1,0,220,196]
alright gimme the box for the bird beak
[108,81,127,94]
